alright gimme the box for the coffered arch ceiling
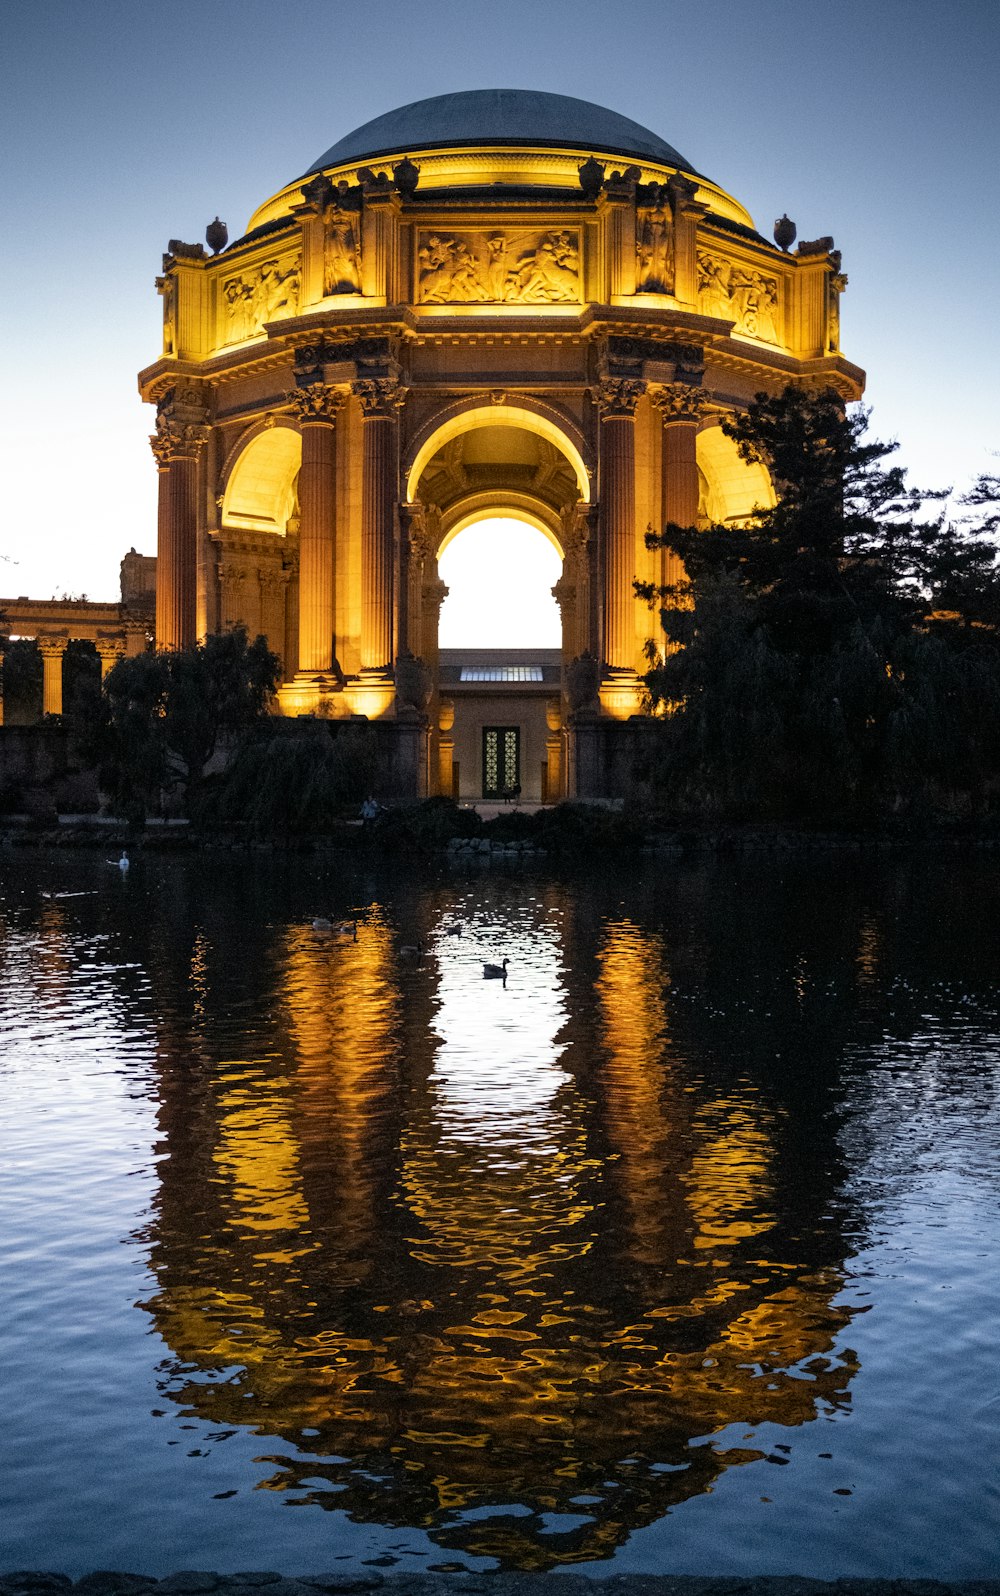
[413,424,581,525]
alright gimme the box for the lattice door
[482,726,520,798]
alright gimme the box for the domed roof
[306,88,698,177]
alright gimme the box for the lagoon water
[1,847,999,1578]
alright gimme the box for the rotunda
[139,89,863,800]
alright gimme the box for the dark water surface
[1,848,999,1578]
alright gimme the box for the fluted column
[596,379,643,677]
[355,380,403,676]
[97,639,124,679]
[150,414,209,651]
[652,383,708,590]
[289,383,342,675]
[38,637,66,717]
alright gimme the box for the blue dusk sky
[0,0,997,604]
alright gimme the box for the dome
[306,88,699,178]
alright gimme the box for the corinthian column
[150,413,209,651]
[355,379,403,676]
[38,637,67,717]
[652,383,708,589]
[289,383,343,674]
[596,379,644,681]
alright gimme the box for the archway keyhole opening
[437,517,564,650]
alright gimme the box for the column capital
[353,378,405,418]
[649,382,709,423]
[37,634,68,659]
[594,378,644,418]
[288,382,344,424]
[149,416,210,465]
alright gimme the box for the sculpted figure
[266,263,300,320]
[161,276,176,355]
[323,202,361,295]
[223,276,253,342]
[512,231,579,302]
[418,234,458,302]
[697,252,733,320]
[636,203,673,293]
[485,234,509,300]
[754,274,779,343]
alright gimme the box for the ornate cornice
[594,378,645,418]
[649,382,709,423]
[288,383,344,424]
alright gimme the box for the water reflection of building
[140,878,858,1570]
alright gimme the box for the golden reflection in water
[141,896,858,1569]
[596,919,678,1276]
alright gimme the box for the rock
[75,1579,158,1596]
[157,1578,220,1596]
[0,1579,73,1596]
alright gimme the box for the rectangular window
[482,726,520,799]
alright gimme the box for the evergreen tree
[92,628,280,819]
[640,388,1000,820]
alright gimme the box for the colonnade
[0,630,140,725]
[151,378,705,703]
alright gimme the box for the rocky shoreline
[2,1574,998,1596]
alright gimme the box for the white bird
[483,957,508,980]
[108,851,129,872]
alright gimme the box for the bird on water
[483,957,508,980]
[312,917,357,938]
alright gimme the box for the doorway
[482,726,521,799]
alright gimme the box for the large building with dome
[135,87,862,800]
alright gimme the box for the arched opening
[438,516,563,648]
[696,423,775,525]
[221,426,301,534]
[410,410,587,807]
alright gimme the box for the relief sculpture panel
[697,251,780,343]
[416,230,581,305]
[222,255,301,344]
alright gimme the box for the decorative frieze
[222,255,301,343]
[417,229,581,305]
[697,251,780,342]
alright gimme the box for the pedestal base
[342,670,396,721]
[276,673,351,719]
[599,670,644,720]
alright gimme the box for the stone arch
[436,494,565,559]
[406,399,591,504]
[696,420,775,525]
[220,424,302,534]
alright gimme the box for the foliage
[641,388,1000,821]
[197,722,377,836]
[0,639,43,725]
[92,628,280,819]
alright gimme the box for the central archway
[408,405,592,806]
[438,515,563,648]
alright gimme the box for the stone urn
[566,651,600,712]
[206,216,229,254]
[395,652,433,713]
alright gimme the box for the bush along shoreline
[7,797,1000,864]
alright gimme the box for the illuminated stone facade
[138,89,863,796]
